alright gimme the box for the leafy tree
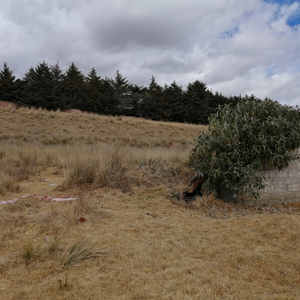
[191,98,300,198]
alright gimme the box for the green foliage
[184,80,212,124]
[109,70,132,114]
[191,98,300,198]
[22,61,63,110]
[1,60,279,125]
[146,76,168,120]
[21,242,35,263]
[164,81,185,122]
[0,63,24,104]
[62,62,87,110]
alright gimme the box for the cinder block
[282,192,296,200]
[287,163,297,170]
[288,184,300,192]
[288,170,298,178]
[288,198,300,203]
[262,186,271,193]
[244,200,257,205]
[271,185,288,192]
[269,198,286,204]
[285,179,297,185]
[270,193,284,201]
[237,197,253,205]
[264,172,272,179]
[277,172,288,178]
[258,193,271,200]
[270,180,286,186]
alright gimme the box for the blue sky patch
[222,27,239,38]
[266,65,279,77]
[264,0,300,26]
[287,14,300,26]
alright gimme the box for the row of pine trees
[0,61,246,124]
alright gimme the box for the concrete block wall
[236,149,300,205]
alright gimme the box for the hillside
[1,106,300,299]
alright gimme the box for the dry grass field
[1,106,300,300]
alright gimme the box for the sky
[0,0,300,106]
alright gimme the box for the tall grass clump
[93,143,131,191]
[21,242,36,263]
[134,146,191,166]
[13,150,39,180]
[0,173,19,195]
[62,142,131,191]
[60,238,105,268]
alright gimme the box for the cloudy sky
[1,0,300,106]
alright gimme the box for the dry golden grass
[1,106,300,299]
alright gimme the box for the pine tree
[109,70,132,114]
[130,84,148,118]
[0,63,22,104]
[164,81,185,122]
[209,92,229,113]
[50,62,65,110]
[62,62,87,110]
[184,80,211,124]
[99,78,120,115]
[86,67,101,113]
[145,76,167,120]
[22,61,55,109]
[86,67,120,114]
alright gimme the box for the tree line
[0,61,253,124]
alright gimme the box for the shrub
[191,98,300,198]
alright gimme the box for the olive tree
[191,98,300,198]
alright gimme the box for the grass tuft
[60,238,105,268]
[0,173,20,195]
[20,242,36,264]
[61,143,131,192]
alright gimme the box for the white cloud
[0,0,299,105]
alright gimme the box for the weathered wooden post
[183,171,208,201]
